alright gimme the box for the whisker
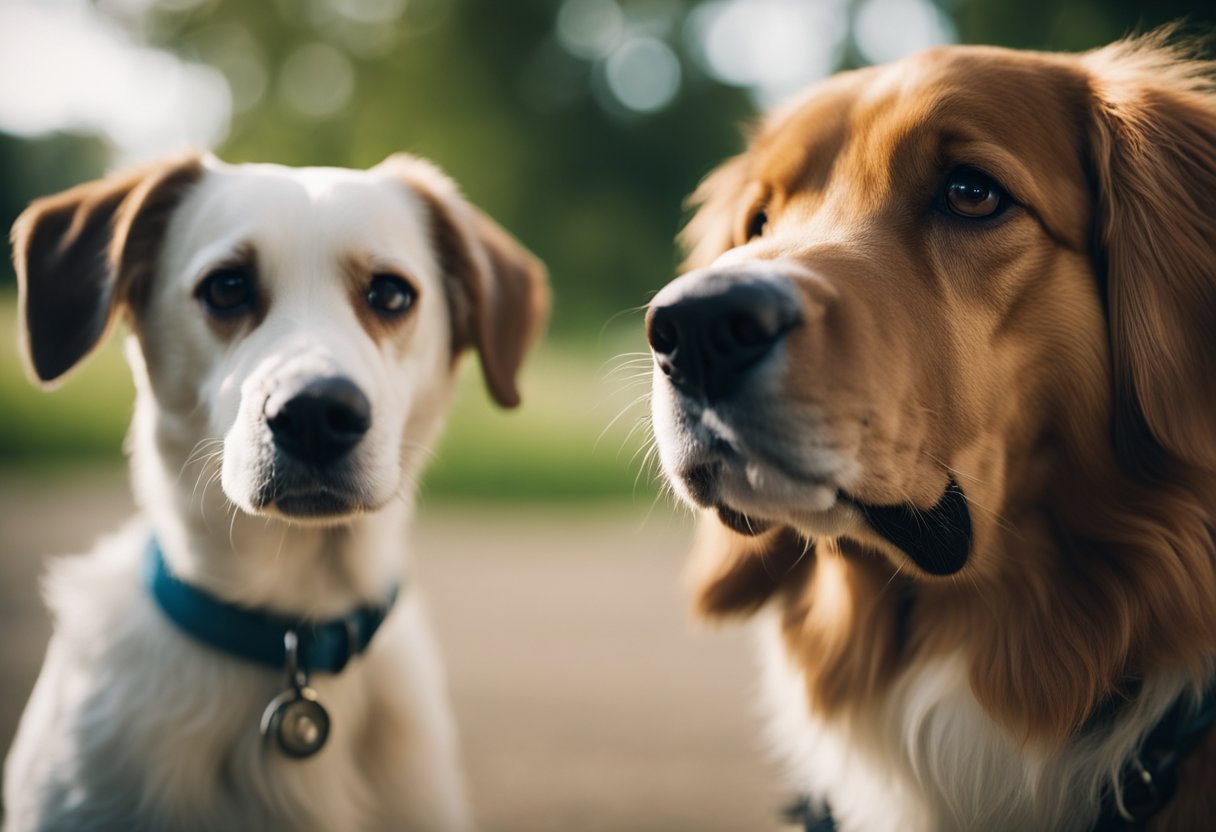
[788,535,815,575]
[598,351,653,376]
[227,500,240,550]
[628,436,656,468]
[881,559,907,594]
[399,439,440,466]
[595,393,651,450]
[596,305,649,338]
[601,358,654,375]
[633,441,661,494]
[924,451,989,487]
[618,415,654,459]
[961,495,1021,538]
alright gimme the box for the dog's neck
[775,436,1216,747]
[128,399,412,620]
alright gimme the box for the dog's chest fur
[755,613,1187,832]
[4,522,466,832]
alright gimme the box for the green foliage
[129,0,753,332]
[425,340,660,502]
[952,0,1213,51]
[0,295,134,467]
[0,293,658,500]
[0,132,110,288]
[2,0,1213,483]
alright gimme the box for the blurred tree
[0,132,110,287]
[952,0,1214,51]
[1,0,1212,333]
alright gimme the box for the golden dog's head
[649,34,1216,737]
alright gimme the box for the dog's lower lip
[274,489,359,517]
[715,505,773,536]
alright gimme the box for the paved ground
[0,470,782,831]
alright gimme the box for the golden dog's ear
[12,153,203,388]
[1085,36,1216,473]
[689,515,810,618]
[678,154,751,272]
[378,154,550,409]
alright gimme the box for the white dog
[3,152,548,831]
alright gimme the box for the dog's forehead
[743,45,1091,241]
[758,47,1085,162]
[167,160,434,275]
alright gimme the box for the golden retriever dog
[646,31,1216,832]
[4,153,547,830]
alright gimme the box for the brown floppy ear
[1084,36,1216,473]
[689,514,810,618]
[678,154,751,272]
[12,153,204,388]
[377,154,550,408]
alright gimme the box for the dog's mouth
[271,487,364,519]
[252,467,372,520]
[850,480,971,575]
[715,504,775,536]
[679,442,973,577]
[711,479,971,576]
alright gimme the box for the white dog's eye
[367,274,417,318]
[197,267,256,317]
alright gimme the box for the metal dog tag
[261,685,330,758]
[260,630,330,758]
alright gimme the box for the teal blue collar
[145,536,399,674]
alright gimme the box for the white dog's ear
[378,154,550,408]
[11,153,204,388]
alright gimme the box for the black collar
[786,681,1216,832]
[1091,681,1216,830]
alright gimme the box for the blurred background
[1,0,1212,829]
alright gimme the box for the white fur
[4,157,479,831]
[756,612,1191,832]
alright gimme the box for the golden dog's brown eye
[197,267,255,317]
[746,207,769,240]
[945,168,1007,219]
[367,274,416,318]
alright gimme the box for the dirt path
[0,471,780,831]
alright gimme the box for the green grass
[0,292,659,501]
[0,303,136,467]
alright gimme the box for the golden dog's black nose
[647,278,799,401]
[267,377,371,465]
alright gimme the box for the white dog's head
[13,153,548,524]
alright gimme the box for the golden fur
[662,31,1216,828]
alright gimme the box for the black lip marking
[685,462,721,505]
[855,478,972,575]
[716,505,773,536]
[274,490,358,517]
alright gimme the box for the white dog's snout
[264,376,372,466]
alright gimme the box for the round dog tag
[261,685,330,758]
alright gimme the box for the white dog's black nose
[647,276,799,401]
[267,377,371,465]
